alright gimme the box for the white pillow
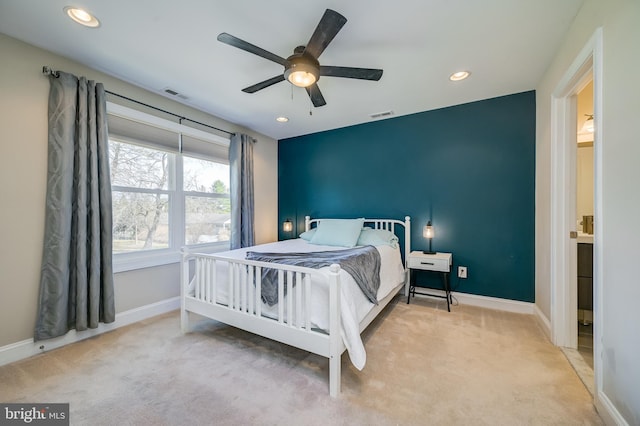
[309,218,365,247]
[299,228,316,241]
[357,228,399,248]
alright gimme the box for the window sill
[113,250,179,273]
[113,242,231,273]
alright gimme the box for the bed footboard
[180,248,344,396]
[180,216,411,398]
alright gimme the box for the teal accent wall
[278,91,535,302]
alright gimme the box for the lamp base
[422,250,437,255]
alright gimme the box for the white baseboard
[534,304,552,340]
[596,390,629,426]
[0,297,180,367]
[412,289,535,315]
[453,291,534,314]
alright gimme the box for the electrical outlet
[458,266,468,279]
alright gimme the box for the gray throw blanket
[245,246,381,307]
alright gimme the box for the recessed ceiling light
[64,6,100,28]
[449,71,470,81]
[276,116,289,123]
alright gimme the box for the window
[110,141,172,252]
[107,103,231,271]
[183,156,231,245]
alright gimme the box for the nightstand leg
[444,272,451,312]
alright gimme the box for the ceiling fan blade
[242,75,286,93]
[305,83,327,107]
[217,32,288,66]
[303,9,347,59]
[320,66,383,81]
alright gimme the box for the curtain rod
[42,66,234,137]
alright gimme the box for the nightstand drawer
[408,253,451,272]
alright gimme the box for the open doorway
[550,28,602,399]
[576,79,594,370]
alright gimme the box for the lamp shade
[423,221,434,239]
[422,221,436,254]
[287,70,317,88]
[283,219,293,232]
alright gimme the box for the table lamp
[423,221,435,254]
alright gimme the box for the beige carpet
[0,296,603,425]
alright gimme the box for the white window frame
[107,102,231,273]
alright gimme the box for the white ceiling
[0,0,583,140]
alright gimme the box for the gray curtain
[34,71,115,341]
[229,133,256,249]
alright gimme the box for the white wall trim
[454,292,534,314]
[412,290,534,315]
[550,27,602,346]
[534,304,552,341]
[550,27,607,418]
[0,297,180,367]
[595,390,629,426]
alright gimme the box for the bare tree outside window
[110,141,170,252]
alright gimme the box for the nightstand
[406,251,453,311]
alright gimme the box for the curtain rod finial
[42,66,59,77]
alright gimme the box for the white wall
[535,0,640,422]
[0,34,278,348]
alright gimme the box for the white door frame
[550,27,603,395]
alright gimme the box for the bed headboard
[304,216,411,267]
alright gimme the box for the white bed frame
[180,216,411,397]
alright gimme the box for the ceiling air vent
[163,87,189,100]
[369,110,394,119]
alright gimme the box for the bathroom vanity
[577,239,593,320]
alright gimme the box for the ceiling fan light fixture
[582,114,595,133]
[449,71,470,81]
[63,6,100,27]
[284,58,319,88]
[287,70,317,88]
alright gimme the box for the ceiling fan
[217,9,383,107]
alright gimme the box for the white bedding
[190,238,405,370]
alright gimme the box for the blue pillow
[299,228,317,241]
[309,218,365,247]
[357,228,399,248]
